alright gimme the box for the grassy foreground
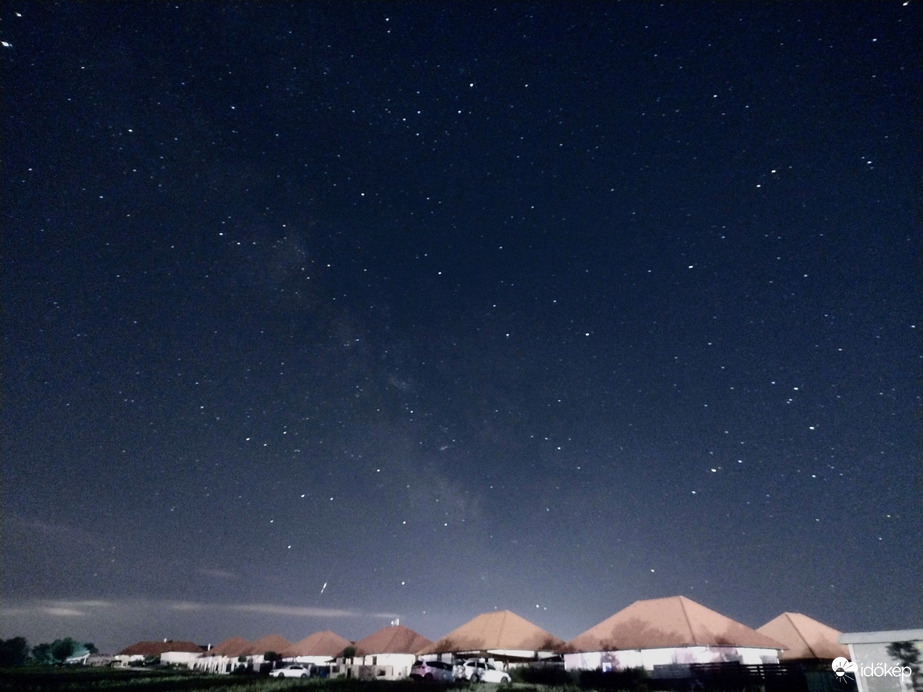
[0,667,659,692]
[0,670,533,692]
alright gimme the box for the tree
[49,638,78,664]
[0,637,30,667]
[31,642,52,664]
[31,638,80,665]
[887,641,921,692]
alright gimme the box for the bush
[577,667,648,691]
[511,664,575,686]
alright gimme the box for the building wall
[194,654,246,674]
[161,651,201,666]
[359,652,417,679]
[564,645,779,672]
[290,654,338,665]
[841,632,922,692]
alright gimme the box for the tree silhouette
[49,638,78,663]
[886,641,921,692]
[31,643,52,664]
[887,642,923,692]
[30,638,83,665]
[0,637,30,666]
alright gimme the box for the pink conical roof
[244,634,292,656]
[757,612,848,660]
[419,610,563,654]
[206,636,251,656]
[355,625,433,655]
[281,630,351,658]
[564,596,784,652]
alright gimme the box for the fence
[646,661,856,692]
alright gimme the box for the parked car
[270,663,314,678]
[410,659,455,682]
[456,659,511,684]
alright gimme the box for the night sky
[2,2,920,655]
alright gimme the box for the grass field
[0,670,557,692]
[7,665,791,692]
[0,661,838,691]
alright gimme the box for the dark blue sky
[2,1,920,654]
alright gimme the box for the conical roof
[355,625,433,655]
[281,630,351,658]
[244,634,292,656]
[564,596,784,652]
[206,636,251,656]
[419,610,564,654]
[757,612,848,660]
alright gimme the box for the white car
[410,659,455,682]
[457,659,511,684]
[270,663,314,678]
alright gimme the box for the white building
[193,636,251,674]
[418,609,564,666]
[840,629,922,692]
[352,624,434,679]
[280,630,351,666]
[757,612,849,661]
[115,640,204,667]
[563,596,784,673]
[243,634,292,673]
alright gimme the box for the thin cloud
[8,515,105,548]
[168,601,207,612]
[0,597,401,652]
[38,600,112,617]
[42,607,85,617]
[168,600,400,619]
[230,603,398,619]
[50,600,112,608]
[3,597,394,620]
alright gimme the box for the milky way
[1,1,920,653]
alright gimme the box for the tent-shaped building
[208,636,252,656]
[757,612,848,661]
[193,636,251,674]
[419,610,564,664]
[562,596,785,672]
[281,630,352,665]
[245,634,292,658]
[241,634,291,675]
[246,634,293,673]
[354,624,434,679]
[115,640,204,667]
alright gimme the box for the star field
[1,1,920,653]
